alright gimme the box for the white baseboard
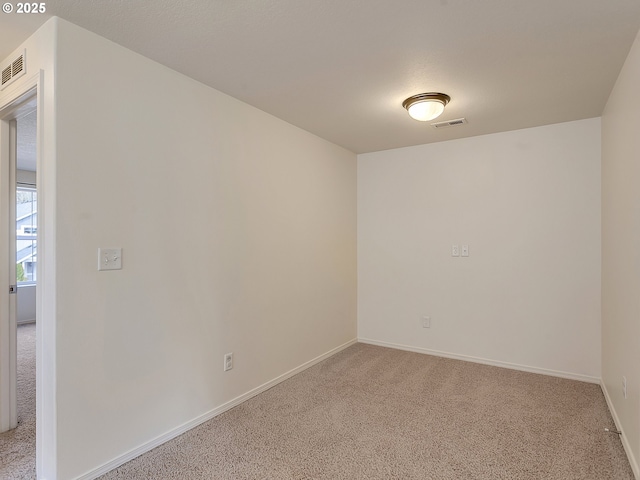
[358,337,601,384]
[601,380,640,480]
[74,338,358,480]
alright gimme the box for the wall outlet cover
[98,248,122,271]
[224,353,233,371]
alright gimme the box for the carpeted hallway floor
[0,323,36,480]
[0,328,635,479]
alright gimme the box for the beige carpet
[0,322,36,480]
[0,332,634,479]
[97,343,634,480]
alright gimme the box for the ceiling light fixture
[402,93,451,122]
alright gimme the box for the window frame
[16,184,37,286]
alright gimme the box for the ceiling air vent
[431,118,467,128]
[1,50,26,91]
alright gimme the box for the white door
[0,115,18,432]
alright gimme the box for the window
[16,187,36,284]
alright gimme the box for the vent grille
[1,66,11,86]
[12,56,24,76]
[1,51,26,90]
[431,118,467,128]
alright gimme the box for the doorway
[0,88,38,477]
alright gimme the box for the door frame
[0,71,54,478]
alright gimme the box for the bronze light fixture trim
[402,93,451,122]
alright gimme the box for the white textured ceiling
[2,1,640,153]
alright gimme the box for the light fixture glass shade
[402,93,451,122]
[407,101,445,121]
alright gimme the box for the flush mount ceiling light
[402,93,451,122]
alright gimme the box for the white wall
[602,29,640,478]
[358,119,601,380]
[17,285,36,324]
[0,18,57,478]
[50,18,357,479]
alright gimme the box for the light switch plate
[461,245,469,257]
[98,248,122,271]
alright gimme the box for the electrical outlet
[97,248,122,271]
[422,316,431,328]
[224,353,233,372]
[623,376,627,399]
[451,245,459,257]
